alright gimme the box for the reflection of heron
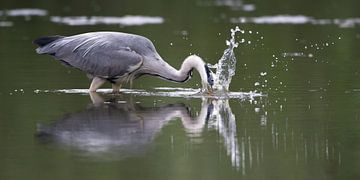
[35,93,209,159]
[33,32,214,92]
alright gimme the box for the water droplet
[308,53,314,58]
[249,30,252,34]
[226,40,230,45]
[260,72,267,76]
[247,41,251,44]
[170,42,173,46]
[338,36,341,40]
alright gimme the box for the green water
[1,0,360,179]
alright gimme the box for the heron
[33,32,214,93]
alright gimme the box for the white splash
[212,26,243,92]
[50,15,164,26]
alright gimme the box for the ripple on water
[231,15,360,28]
[34,87,264,100]
[199,0,256,12]
[0,8,48,17]
[281,52,314,58]
[50,16,164,26]
[0,21,13,27]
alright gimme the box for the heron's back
[34,32,159,78]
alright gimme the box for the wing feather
[37,32,144,78]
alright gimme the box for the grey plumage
[34,31,213,92]
[34,32,159,79]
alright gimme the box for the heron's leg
[112,84,122,93]
[89,91,104,105]
[129,79,134,89]
[89,77,106,92]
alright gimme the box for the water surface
[0,0,360,179]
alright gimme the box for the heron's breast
[106,60,143,84]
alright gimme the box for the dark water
[1,0,360,179]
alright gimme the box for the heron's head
[204,64,214,93]
[182,55,214,93]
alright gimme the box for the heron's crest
[33,35,65,47]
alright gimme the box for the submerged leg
[112,84,122,93]
[89,77,106,92]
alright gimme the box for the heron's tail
[33,35,65,47]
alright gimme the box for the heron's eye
[189,70,193,77]
[208,74,214,86]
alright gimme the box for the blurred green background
[0,0,359,179]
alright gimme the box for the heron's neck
[142,55,208,88]
[177,55,208,84]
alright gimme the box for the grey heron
[33,32,214,93]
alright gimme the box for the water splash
[212,26,243,92]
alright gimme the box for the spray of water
[212,26,243,92]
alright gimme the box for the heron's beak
[207,84,213,94]
[204,63,215,94]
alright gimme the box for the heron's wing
[37,34,143,78]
